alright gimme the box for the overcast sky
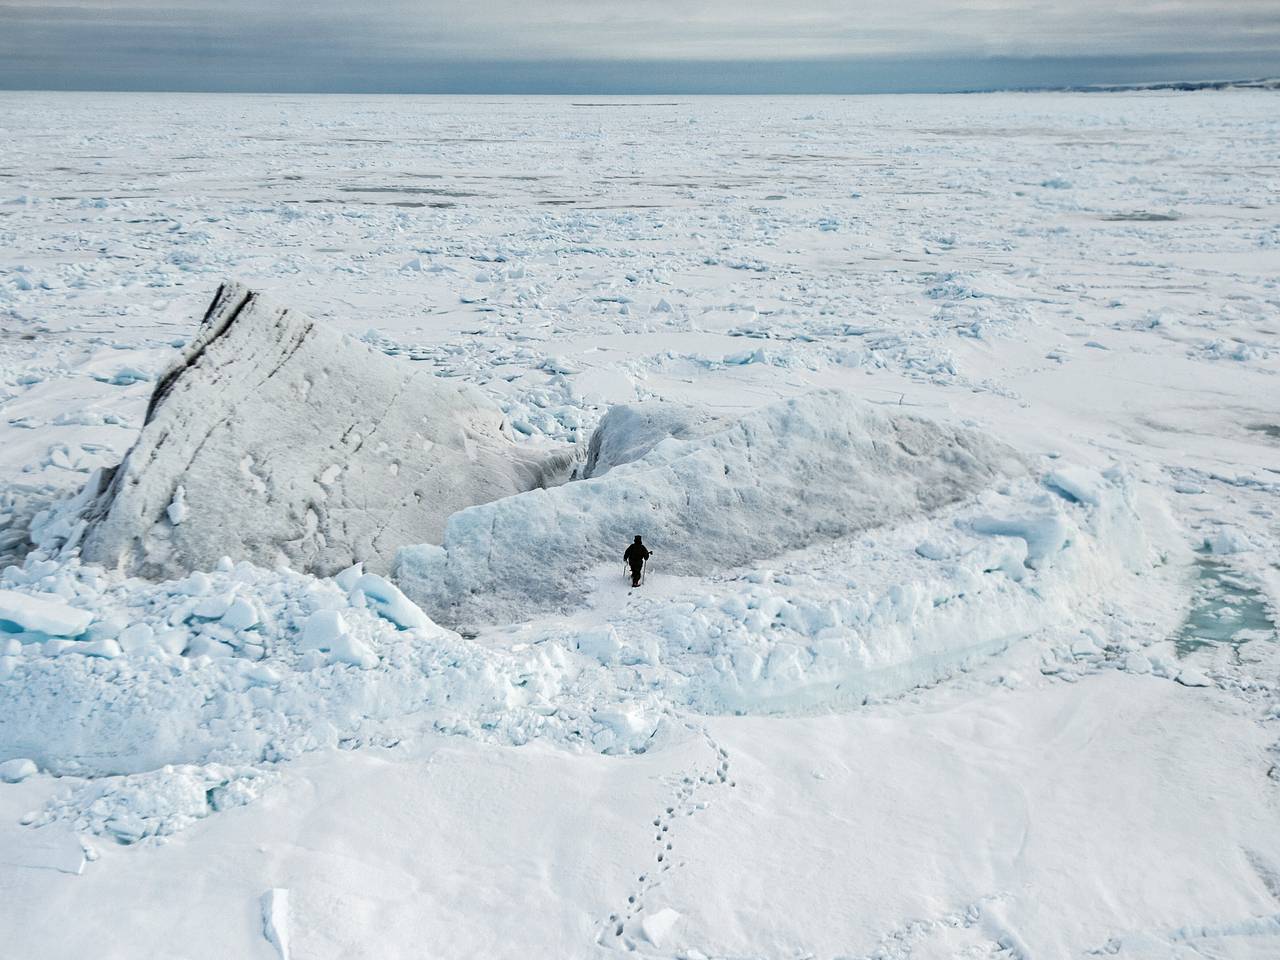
[1,0,1278,93]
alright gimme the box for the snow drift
[73,283,573,579]
[396,390,1026,624]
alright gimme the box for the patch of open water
[1175,552,1277,657]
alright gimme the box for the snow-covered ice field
[0,91,1278,958]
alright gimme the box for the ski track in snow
[0,90,1277,959]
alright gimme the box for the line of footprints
[599,732,735,950]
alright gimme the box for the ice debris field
[0,91,1278,959]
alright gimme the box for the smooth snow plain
[0,91,1277,959]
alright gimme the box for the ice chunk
[581,401,722,479]
[0,758,37,783]
[350,574,431,631]
[1044,467,1103,506]
[95,366,152,387]
[576,625,622,664]
[177,572,212,596]
[1204,527,1250,554]
[1175,668,1213,688]
[301,610,347,650]
[165,484,188,525]
[261,888,291,960]
[591,704,654,753]
[220,598,259,631]
[0,589,92,637]
[117,622,156,654]
[1124,651,1153,674]
[641,908,681,947]
[971,515,1070,568]
[915,539,954,561]
[299,610,376,668]
[192,593,233,619]
[334,562,364,592]
[75,638,123,659]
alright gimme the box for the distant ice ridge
[67,282,573,580]
[395,389,1025,625]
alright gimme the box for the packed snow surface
[0,90,1277,959]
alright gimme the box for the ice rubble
[0,551,575,777]
[395,389,1026,625]
[0,469,1174,796]
[71,282,573,580]
[26,763,276,844]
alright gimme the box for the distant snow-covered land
[0,91,1277,959]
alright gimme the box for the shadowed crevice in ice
[0,483,67,568]
[1100,212,1182,221]
[337,186,480,197]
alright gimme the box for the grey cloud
[0,0,1277,91]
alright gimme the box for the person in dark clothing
[623,535,650,587]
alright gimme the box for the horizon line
[3,51,1278,97]
[3,78,1275,97]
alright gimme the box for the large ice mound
[71,283,573,579]
[396,390,1026,624]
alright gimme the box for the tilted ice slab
[72,283,572,579]
[0,588,91,637]
[396,389,1026,625]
